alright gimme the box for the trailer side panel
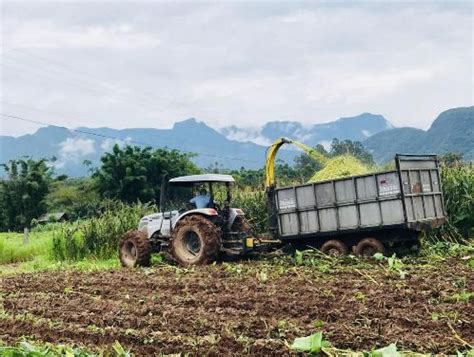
[275,154,445,238]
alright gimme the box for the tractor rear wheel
[171,215,221,266]
[355,237,386,257]
[119,230,151,267]
[321,239,348,256]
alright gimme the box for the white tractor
[119,174,256,267]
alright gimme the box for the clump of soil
[0,258,472,355]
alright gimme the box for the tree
[231,167,265,188]
[329,138,375,166]
[46,177,101,219]
[0,159,52,231]
[93,145,200,203]
[440,152,464,168]
[294,144,328,182]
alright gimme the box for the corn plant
[231,188,268,233]
[51,202,155,261]
[425,163,473,244]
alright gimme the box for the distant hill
[1,107,472,176]
[221,113,393,148]
[364,106,474,163]
[0,118,298,176]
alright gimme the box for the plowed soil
[1,258,472,355]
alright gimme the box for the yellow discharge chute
[265,138,329,188]
[265,137,371,188]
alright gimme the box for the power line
[0,97,232,156]
[0,57,164,111]
[0,112,261,164]
[0,48,262,165]
[0,47,184,112]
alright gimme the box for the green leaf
[291,332,323,354]
[112,341,130,357]
[295,250,303,266]
[19,341,38,353]
[371,343,400,357]
[373,252,385,261]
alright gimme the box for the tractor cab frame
[119,174,256,267]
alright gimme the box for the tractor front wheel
[119,230,151,267]
[171,215,221,266]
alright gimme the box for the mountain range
[0,106,472,177]
[364,106,473,163]
[220,113,393,147]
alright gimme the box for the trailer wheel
[355,238,386,257]
[321,240,348,256]
[171,215,221,266]
[119,230,151,267]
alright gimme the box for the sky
[0,0,473,137]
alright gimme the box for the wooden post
[23,227,29,245]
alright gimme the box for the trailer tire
[171,215,221,266]
[119,230,151,267]
[321,239,348,256]
[355,238,386,257]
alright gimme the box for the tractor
[119,174,257,267]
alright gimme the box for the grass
[0,231,119,275]
[0,256,119,276]
[0,231,52,265]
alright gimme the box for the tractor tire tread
[119,230,151,267]
[171,215,221,266]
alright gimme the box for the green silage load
[309,155,370,182]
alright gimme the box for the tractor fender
[228,208,245,230]
[172,208,219,229]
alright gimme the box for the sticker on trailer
[279,198,296,209]
[378,174,400,196]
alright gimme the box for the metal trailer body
[273,154,446,244]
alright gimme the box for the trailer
[266,144,447,255]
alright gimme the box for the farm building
[37,212,69,224]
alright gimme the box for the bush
[425,163,473,244]
[51,202,155,261]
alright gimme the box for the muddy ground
[0,257,472,355]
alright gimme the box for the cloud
[100,137,132,151]
[6,22,160,50]
[220,126,272,146]
[55,137,95,168]
[305,68,439,105]
[319,140,332,151]
[0,2,472,137]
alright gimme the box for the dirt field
[1,257,472,355]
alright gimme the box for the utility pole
[23,227,29,245]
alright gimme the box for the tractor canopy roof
[169,174,235,186]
